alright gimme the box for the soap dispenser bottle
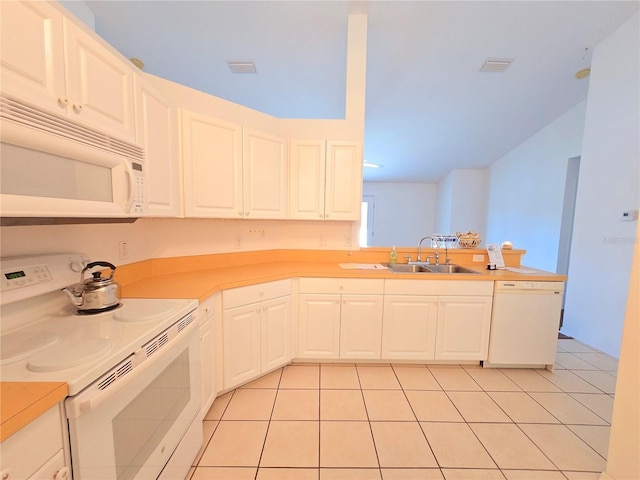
[389,245,398,264]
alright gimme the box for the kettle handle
[82,261,116,280]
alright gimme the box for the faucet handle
[425,255,434,265]
[403,255,412,263]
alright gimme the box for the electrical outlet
[472,254,484,262]
[345,235,352,247]
[320,235,326,246]
[119,241,129,260]
[234,236,243,249]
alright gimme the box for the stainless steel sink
[387,263,479,274]
[386,264,432,273]
[422,264,479,274]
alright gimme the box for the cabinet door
[0,405,64,480]
[297,294,341,359]
[261,296,292,372]
[243,129,287,218]
[382,295,438,360]
[62,19,136,142]
[135,75,181,217]
[199,318,216,414]
[182,111,243,218]
[436,296,492,361]
[0,1,65,112]
[340,295,383,359]
[325,141,362,221]
[223,303,261,389]
[288,140,326,220]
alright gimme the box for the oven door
[65,321,201,480]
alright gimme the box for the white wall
[485,101,587,272]
[362,182,437,246]
[0,218,358,265]
[438,169,488,237]
[435,174,453,233]
[563,13,639,358]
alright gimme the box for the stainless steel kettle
[62,261,121,314]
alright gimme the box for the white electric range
[1,253,202,480]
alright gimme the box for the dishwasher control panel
[495,281,564,292]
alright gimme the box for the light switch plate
[473,254,485,262]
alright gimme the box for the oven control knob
[53,467,69,480]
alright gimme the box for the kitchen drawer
[384,279,494,296]
[299,277,384,295]
[197,294,217,325]
[223,279,291,309]
[0,404,63,480]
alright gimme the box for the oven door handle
[66,321,198,418]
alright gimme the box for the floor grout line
[197,358,614,479]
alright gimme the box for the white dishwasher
[486,281,564,368]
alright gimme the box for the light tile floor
[187,339,617,480]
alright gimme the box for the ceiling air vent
[479,58,514,73]
[227,61,257,73]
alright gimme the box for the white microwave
[0,95,146,218]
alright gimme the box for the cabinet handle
[239,211,244,216]
[256,307,261,313]
[54,467,70,479]
[259,291,264,297]
[57,97,69,106]
[245,211,249,216]
[72,103,84,112]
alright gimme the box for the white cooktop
[0,253,197,396]
[0,297,197,395]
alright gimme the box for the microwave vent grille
[0,95,145,161]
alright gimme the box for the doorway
[557,156,581,329]
[360,195,376,247]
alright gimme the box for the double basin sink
[387,263,479,274]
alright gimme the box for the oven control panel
[2,264,52,291]
[0,253,90,305]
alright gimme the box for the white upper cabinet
[325,141,363,220]
[181,110,243,218]
[243,129,287,218]
[289,140,326,220]
[0,2,65,110]
[1,2,136,142]
[181,110,287,219]
[289,140,362,221]
[134,75,181,217]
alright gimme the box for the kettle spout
[62,286,84,307]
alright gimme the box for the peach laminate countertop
[121,259,567,302]
[0,382,68,442]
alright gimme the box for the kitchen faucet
[416,236,433,263]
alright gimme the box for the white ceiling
[85,1,639,183]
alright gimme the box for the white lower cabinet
[297,293,341,358]
[222,280,292,389]
[340,295,384,359]
[383,280,494,361]
[297,278,384,360]
[382,295,438,360]
[435,296,493,360]
[0,404,69,480]
[198,294,218,415]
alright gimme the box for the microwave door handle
[124,161,134,212]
